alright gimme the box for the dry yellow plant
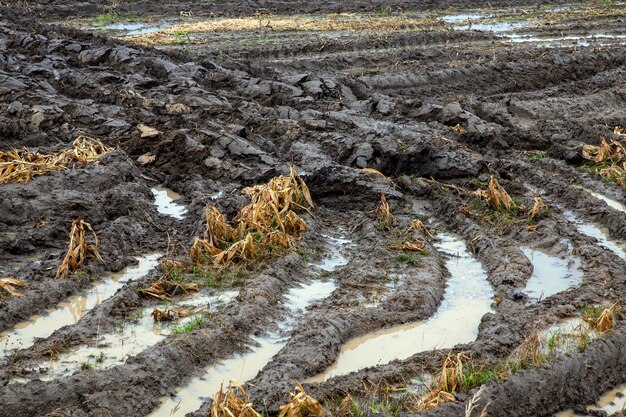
[583,303,620,333]
[582,138,626,164]
[409,219,435,239]
[211,381,261,417]
[528,197,547,221]
[474,176,517,211]
[56,218,103,279]
[278,383,325,417]
[0,136,110,184]
[0,277,27,297]
[375,194,392,226]
[139,279,199,301]
[190,167,313,267]
[400,239,427,252]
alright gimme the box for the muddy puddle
[90,22,171,36]
[0,254,161,357]
[146,236,351,417]
[555,383,626,416]
[538,317,600,357]
[151,186,187,220]
[508,33,626,47]
[521,247,582,302]
[581,188,626,213]
[26,290,238,380]
[443,13,626,48]
[563,211,626,261]
[307,233,493,383]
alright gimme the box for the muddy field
[1,1,626,416]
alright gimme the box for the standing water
[0,254,161,357]
[146,235,352,417]
[583,189,626,213]
[34,291,238,379]
[522,247,582,302]
[151,187,187,220]
[307,233,493,382]
[555,383,626,416]
[563,211,626,261]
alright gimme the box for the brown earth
[0,1,626,417]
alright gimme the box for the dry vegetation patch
[56,218,103,279]
[190,167,313,267]
[0,136,110,184]
[0,277,27,297]
[582,131,626,187]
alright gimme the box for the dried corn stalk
[598,164,626,187]
[615,126,626,137]
[278,383,324,417]
[409,219,435,239]
[151,307,195,322]
[360,168,386,177]
[56,218,103,279]
[528,197,547,221]
[335,395,355,417]
[0,136,110,184]
[401,239,427,252]
[205,206,237,247]
[474,176,517,211]
[406,389,456,412]
[439,352,470,393]
[375,194,392,226]
[451,124,467,134]
[581,136,626,187]
[211,381,261,417]
[465,386,489,417]
[213,234,257,265]
[510,333,543,366]
[0,277,27,297]
[582,138,626,164]
[139,279,199,301]
[583,303,619,333]
[190,167,313,267]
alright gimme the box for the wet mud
[1,1,626,417]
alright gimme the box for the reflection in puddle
[0,254,161,357]
[93,22,170,36]
[151,186,187,220]
[440,13,482,24]
[563,211,626,260]
[508,33,626,47]
[307,233,493,382]
[442,12,626,48]
[453,21,530,33]
[147,235,351,417]
[521,247,582,302]
[33,291,238,380]
[555,383,626,416]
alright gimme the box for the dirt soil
[0,1,626,417]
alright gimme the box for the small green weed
[173,315,205,334]
[81,362,94,370]
[394,253,421,266]
[94,11,120,25]
[528,150,547,161]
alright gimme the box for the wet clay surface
[1,1,626,417]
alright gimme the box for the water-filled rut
[146,235,352,417]
[0,254,161,358]
[308,233,493,382]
